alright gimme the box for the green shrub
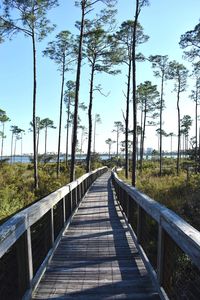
[117,160,200,231]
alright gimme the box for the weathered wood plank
[32,172,160,299]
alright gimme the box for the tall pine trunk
[93,117,96,153]
[195,85,198,172]
[57,56,65,177]
[14,137,17,161]
[177,82,181,176]
[1,123,4,159]
[125,60,131,178]
[116,131,119,158]
[199,127,200,171]
[140,103,143,169]
[140,104,147,173]
[132,0,139,186]
[159,76,164,176]
[70,2,85,182]
[21,133,23,163]
[86,64,95,173]
[32,30,38,189]
[36,128,40,156]
[10,132,13,164]
[45,126,47,158]
[66,96,71,168]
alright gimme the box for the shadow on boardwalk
[32,172,160,300]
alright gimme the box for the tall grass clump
[117,159,200,231]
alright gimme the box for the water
[1,153,180,164]
[0,154,111,164]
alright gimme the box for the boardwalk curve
[32,172,160,299]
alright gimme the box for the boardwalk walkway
[32,172,160,299]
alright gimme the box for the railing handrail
[112,170,200,270]
[0,166,107,259]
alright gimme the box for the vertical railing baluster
[137,205,143,243]
[26,227,33,284]
[126,193,130,220]
[50,208,54,246]
[157,224,165,285]
[78,182,81,201]
[75,186,78,207]
[63,196,66,224]
[69,186,73,214]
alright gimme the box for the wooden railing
[112,170,200,300]
[0,166,107,300]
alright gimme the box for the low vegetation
[0,155,104,223]
[1,156,200,234]
[118,158,200,231]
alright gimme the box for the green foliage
[43,30,74,73]
[0,0,58,41]
[168,61,188,92]
[179,22,200,61]
[0,162,86,223]
[91,152,103,170]
[118,159,200,231]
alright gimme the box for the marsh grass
[0,162,87,223]
[118,159,200,231]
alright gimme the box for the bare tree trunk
[10,132,13,164]
[116,131,119,158]
[32,30,38,189]
[14,138,17,162]
[66,96,71,168]
[177,87,181,176]
[125,61,131,178]
[36,128,40,157]
[137,134,139,162]
[80,129,83,155]
[140,105,143,171]
[86,64,95,173]
[93,117,96,153]
[195,87,198,172]
[199,127,200,171]
[159,76,164,176]
[57,57,65,177]
[132,0,140,186]
[140,104,147,173]
[1,123,4,159]
[45,126,47,157]
[70,2,85,181]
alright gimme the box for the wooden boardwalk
[32,172,160,300]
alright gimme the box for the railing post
[50,208,54,246]
[157,224,165,285]
[69,186,73,214]
[126,194,130,220]
[16,232,29,296]
[75,186,78,207]
[82,180,85,196]
[80,182,83,199]
[137,205,143,243]
[26,227,33,284]
[63,196,66,224]
[79,183,82,203]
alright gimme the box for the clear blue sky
[0,0,200,155]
